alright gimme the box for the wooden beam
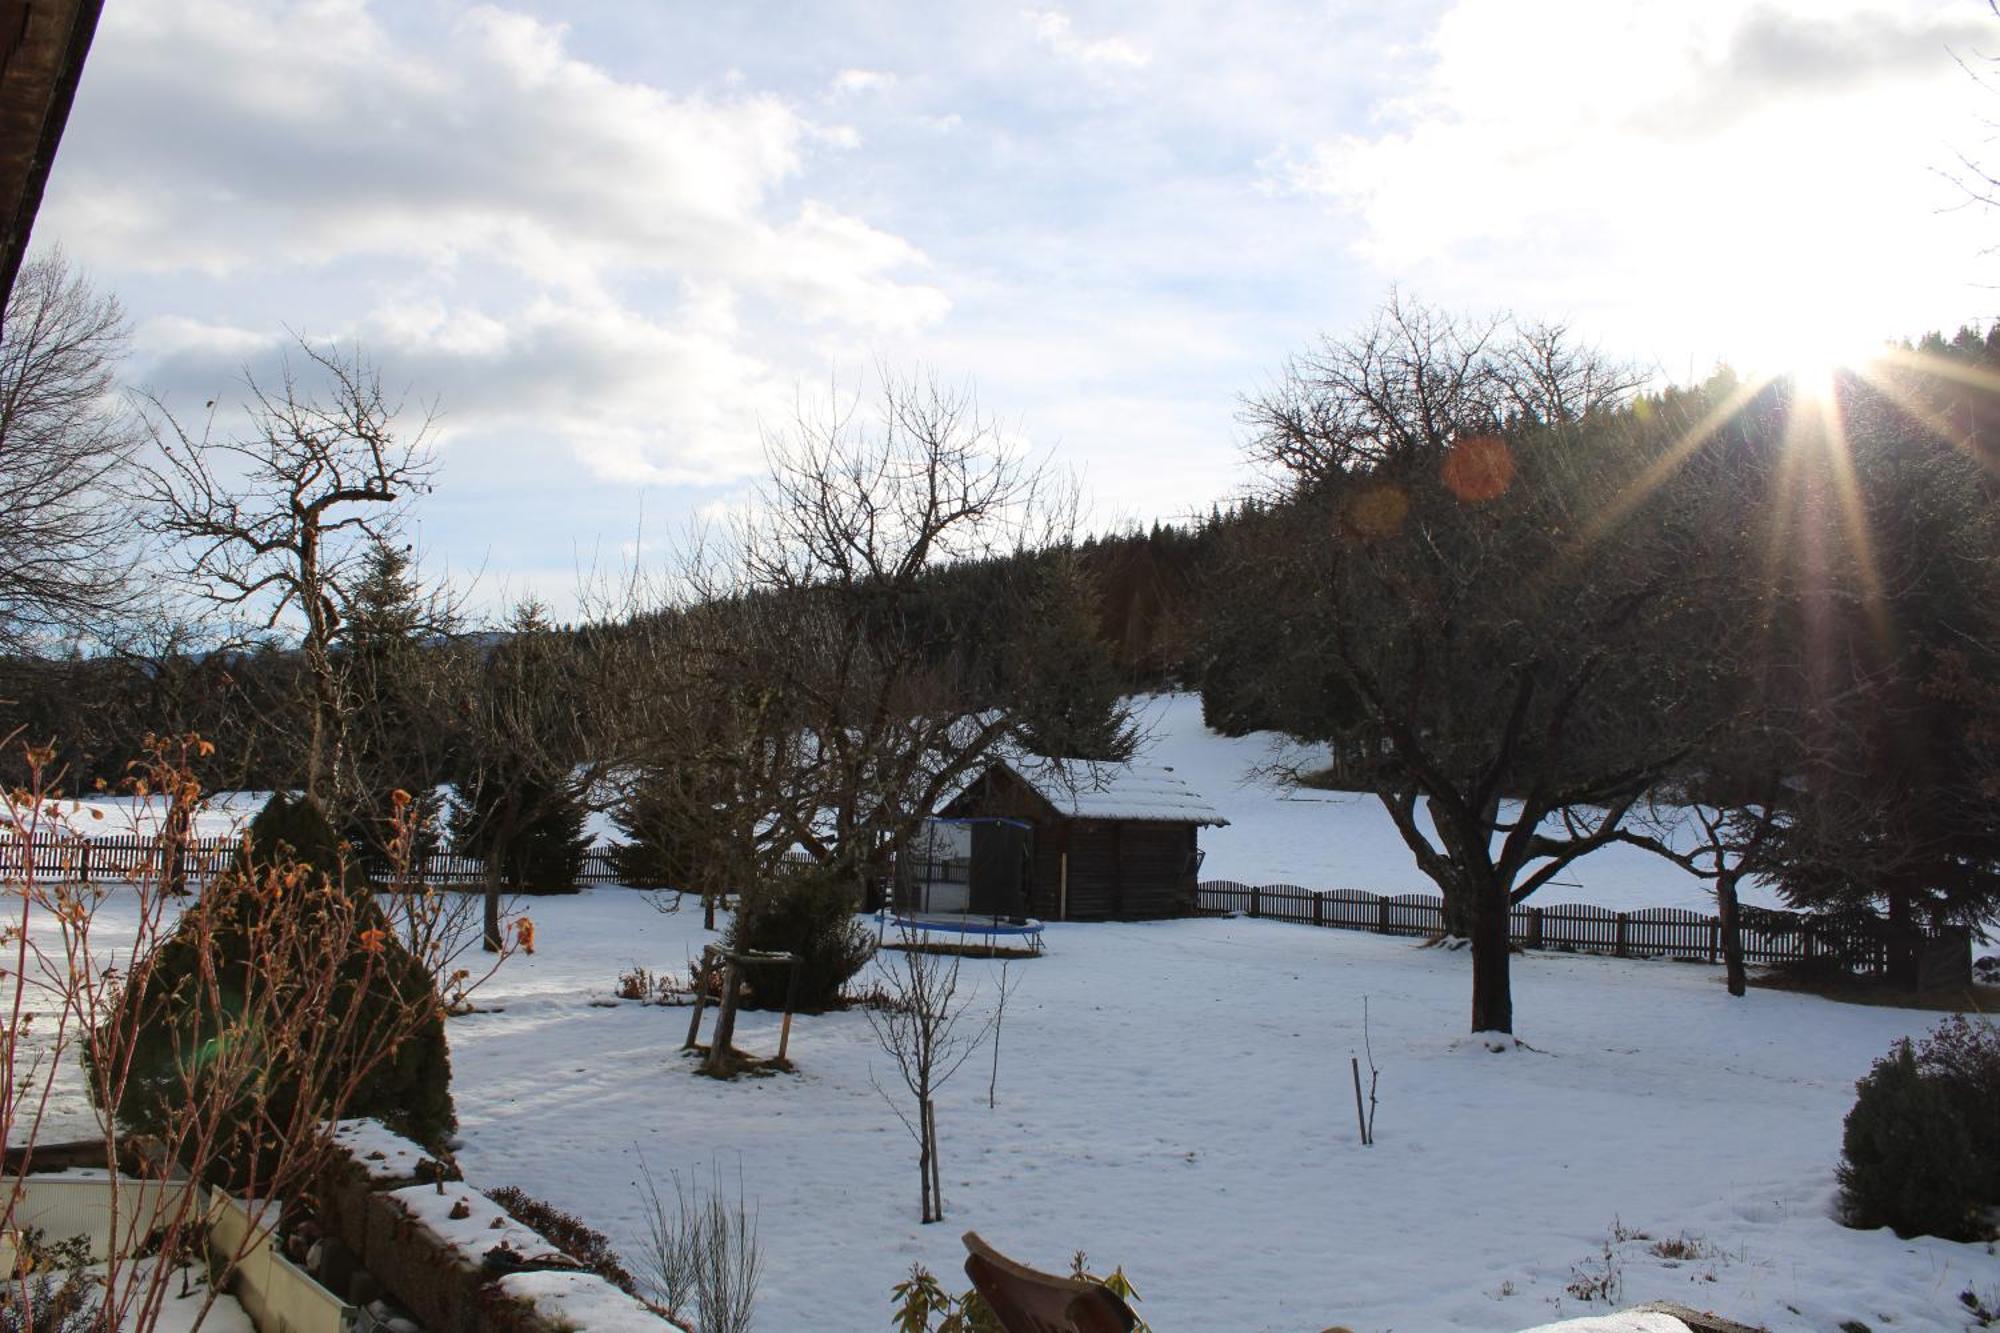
[0,0,104,303]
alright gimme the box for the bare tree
[1241,292,1638,485]
[605,601,812,930]
[1231,298,1721,1036]
[140,340,435,808]
[0,250,143,652]
[717,368,1078,898]
[864,932,996,1224]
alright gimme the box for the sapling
[865,929,998,1223]
[1351,995,1380,1145]
[987,957,1019,1110]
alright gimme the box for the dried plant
[636,1156,762,1333]
[1,730,522,1332]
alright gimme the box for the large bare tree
[140,341,435,808]
[0,250,143,652]
[1231,298,1721,1037]
[716,369,1077,898]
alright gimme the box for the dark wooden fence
[0,835,631,889]
[1196,880,1912,972]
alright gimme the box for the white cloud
[1278,0,1992,371]
[1026,9,1150,70]
[829,67,897,97]
[46,0,947,484]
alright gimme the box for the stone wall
[314,1120,675,1333]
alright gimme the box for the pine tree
[448,601,596,901]
[450,767,591,894]
[338,538,451,874]
[1010,554,1135,760]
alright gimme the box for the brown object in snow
[960,1231,1137,1333]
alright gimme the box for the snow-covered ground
[444,890,1997,1333]
[1128,692,1765,913]
[12,790,271,840]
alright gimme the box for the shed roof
[1000,756,1229,827]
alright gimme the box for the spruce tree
[450,769,591,894]
[1010,554,1135,760]
[338,538,450,875]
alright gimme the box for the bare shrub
[636,1157,761,1333]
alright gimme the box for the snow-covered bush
[726,870,875,1011]
[1838,1036,1986,1240]
[0,1268,97,1333]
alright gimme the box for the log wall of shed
[943,766,1204,922]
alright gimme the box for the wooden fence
[1195,880,1913,972]
[0,834,630,889]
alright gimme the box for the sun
[1768,334,1885,412]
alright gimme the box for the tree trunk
[928,1097,943,1222]
[1884,886,1919,991]
[1715,867,1747,997]
[164,794,192,898]
[704,959,743,1077]
[918,1097,937,1223]
[483,855,504,953]
[482,799,517,953]
[917,1097,945,1224]
[1441,885,1476,940]
[1468,886,1513,1034]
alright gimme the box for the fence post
[76,840,89,884]
[1615,913,1629,958]
[1376,895,1390,935]
[1249,884,1261,918]
[1527,907,1543,950]
[1707,919,1719,964]
[1313,892,1324,927]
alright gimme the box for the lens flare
[1441,435,1515,504]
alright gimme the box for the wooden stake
[1351,1056,1371,1146]
[683,946,715,1051]
[776,955,801,1062]
[704,958,743,1077]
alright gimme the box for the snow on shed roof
[1002,755,1229,826]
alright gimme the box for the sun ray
[1568,373,1773,556]
[1844,348,2000,475]
[1789,374,1891,650]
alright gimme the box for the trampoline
[876,909,1046,953]
[886,816,1044,952]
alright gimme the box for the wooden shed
[941,756,1228,921]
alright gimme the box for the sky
[35,0,1999,616]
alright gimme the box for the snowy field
[442,890,1996,1332]
[1126,693,1771,913]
